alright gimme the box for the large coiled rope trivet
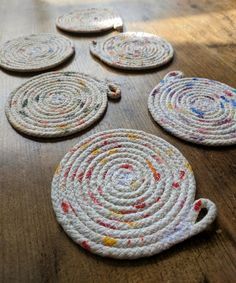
[56,8,123,33]
[148,71,236,146]
[0,33,74,72]
[90,32,174,70]
[51,129,217,259]
[5,72,121,138]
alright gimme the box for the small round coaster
[90,32,174,70]
[0,33,74,72]
[56,8,123,34]
[51,129,216,259]
[5,72,120,138]
[148,71,236,146]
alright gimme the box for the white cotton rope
[148,71,236,146]
[90,32,174,70]
[51,129,217,259]
[56,8,123,34]
[5,72,121,138]
[0,33,75,72]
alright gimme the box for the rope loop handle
[107,83,121,99]
[163,70,184,82]
[188,198,217,237]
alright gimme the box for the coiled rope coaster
[51,129,217,259]
[56,8,123,34]
[0,33,75,72]
[5,72,121,138]
[148,71,236,146]
[90,32,174,70]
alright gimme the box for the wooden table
[1,0,235,282]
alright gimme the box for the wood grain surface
[0,0,235,282]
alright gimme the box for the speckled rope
[56,8,123,33]
[51,129,217,259]
[5,72,121,138]
[148,71,236,146]
[0,33,75,72]
[90,32,174,70]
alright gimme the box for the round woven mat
[5,72,120,138]
[0,33,74,72]
[148,71,236,146]
[56,8,123,33]
[90,32,174,70]
[51,129,216,259]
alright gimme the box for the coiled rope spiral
[51,129,216,259]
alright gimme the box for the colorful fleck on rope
[51,129,217,259]
[148,71,236,146]
[56,8,123,33]
[90,32,174,70]
[0,33,74,72]
[5,72,121,138]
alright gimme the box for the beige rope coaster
[0,33,75,72]
[148,71,236,146]
[56,8,123,34]
[90,32,174,70]
[51,129,217,259]
[5,72,121,138]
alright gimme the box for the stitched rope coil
[0,33,75,72]
[90,32,174,70]
[148,71,236,146]
[51,129,217,259]
[5,72,120,138]
[56,8,123,33]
